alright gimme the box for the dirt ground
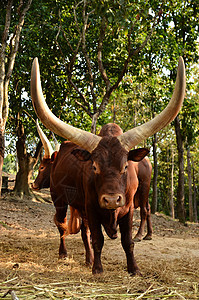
[0,189,199,300]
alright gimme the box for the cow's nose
[31,182,39,190]
[100,194,125,209]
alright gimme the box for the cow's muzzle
[99,194,125,209]
[31,182,40,190]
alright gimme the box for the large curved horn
[118,57,186,150]
[36,119,54,158]
[31,58,101,152]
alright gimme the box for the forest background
[0,0,198,224]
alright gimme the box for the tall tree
[0,0,32,196]
[55,0,162,133]
[13,113,42,197]
[151,133,158,213]
[187,147,193,222]
[174,115,186,223]
[169,146,175,218]
[158,0,199,223]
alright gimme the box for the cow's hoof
[129,269,142,277]
[59,253,67,259]
[132,236,142,242]
[143,235,152,240]
[92,266,103,275]
[86,258,94,266]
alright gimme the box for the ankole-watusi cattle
[32,119,55,190]
[33,119,152,241]
[32,120,81,234]
[31,57,185,275]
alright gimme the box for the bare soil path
[0,191,198,299]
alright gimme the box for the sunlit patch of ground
[0,192,198,299]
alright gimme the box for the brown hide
[51,124,151,275]
[31,57,185,275]
[99,123,152,240]
[133,156,152,241]
[32,149,81,235]
[32,123,152,274]
[32,157,53,190]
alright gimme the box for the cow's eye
[121,163,128,174]
[40,166,44,170]
[93,162,100,174]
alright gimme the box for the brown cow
[32,121,81,235]
[33,120,152,241]
[31,57,185,275]
[32,120,57,190]
[99,123,152,242]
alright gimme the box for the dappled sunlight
[0,193,199,299]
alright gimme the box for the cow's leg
[87,208,104,274]
[91,226,104,274]
[81,220,94,266]
[133,206,147,242]
[133,185,152,242]
[54,206,68,259]
[143,202,152,240]
[119,208,140,275]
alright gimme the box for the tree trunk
[174,116,185,223]
[169,146,175,218]
[192,159,198,223]
[187,147,193,222]
[0,0,32,197]
[13,115,41,198]
[14,155,35,197]
[151,133,158,214]
[0,130,4,196]
[91,112,99,134]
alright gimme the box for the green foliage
[3,154,16,174]
[2,0,199,219]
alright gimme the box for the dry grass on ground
[0,191,198,299]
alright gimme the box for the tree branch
[75,99,93,117]
[97,10,161,117]
[112,13,160,92]
[56,10,74,54]
[97,16,111,91]
[73,0,83,35]
[0,0,13,63]
[55,8,92,115]
[0,0,13,122]
[2,0,32,129]
[6,0,33,83]
[81,0,97,111]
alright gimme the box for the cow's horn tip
[178,56,185,69]
[33,57,38,63]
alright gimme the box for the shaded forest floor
[0,189,199,299]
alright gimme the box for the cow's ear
[71,149,91,161]
[128,148,149,162]
[51,151,58,162]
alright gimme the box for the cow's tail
[54,215,69,237]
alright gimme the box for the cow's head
[72,133,149,209]
[31,57,185,205]
[32,120,56,190]
[32,153,57,190]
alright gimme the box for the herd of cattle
[31,57,186,275]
